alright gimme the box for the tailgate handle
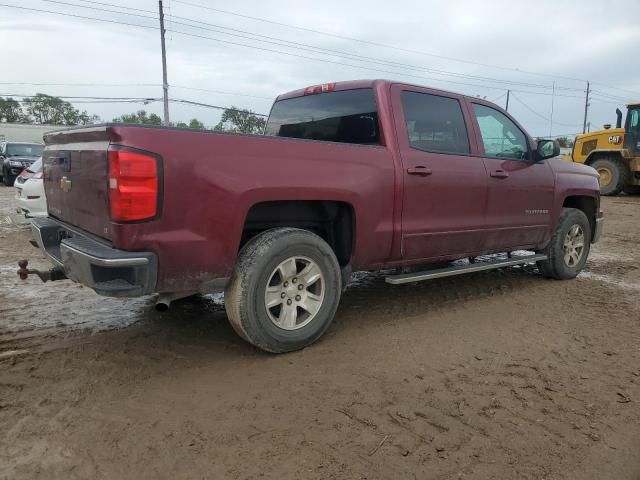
[55,152,71,172]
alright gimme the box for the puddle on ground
[579,271,640,291]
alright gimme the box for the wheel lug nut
[292,277,297,283]
[287,299,292,305]
[283,281,288,287]
[295,295,301,301]
[298,284,303,290]
[281,292,286,298]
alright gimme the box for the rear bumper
[31,217,157,297]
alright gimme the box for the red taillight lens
[303,83,336,95]
[18,169,29,178]
[108,149,159,222]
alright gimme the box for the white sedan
[15,158,47,218]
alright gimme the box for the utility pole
[505,89,510,111]
[582,81,590,134]
[549,81,555,136]
[158,0,170,126]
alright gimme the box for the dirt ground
[1,186,639,480]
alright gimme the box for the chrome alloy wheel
[264,256,325,330]
[563,224,585,267]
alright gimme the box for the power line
[511,93,582,127]
[171,85,273,100]
[171,0,640,99]
[36,0,157,21]
[0,3,157,29]
[171,0,592,85]
[71,0,156,14]
[40,0,578,92]
[166,15,566,92]
[169,98,268,116]
[6,1,638,100]
[167,28,525,93]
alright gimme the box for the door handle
[490,170,509,178]
[407,166,433,176]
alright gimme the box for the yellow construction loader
[568,104,640,195]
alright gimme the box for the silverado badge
[60,176,72,193]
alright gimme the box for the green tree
[556,136,574,148]
[113,112,206,129]
[213,106,266,134]
[0,97,24,123]
[188,118,205,129]
[113,110,163,125]
[22,93,99,125]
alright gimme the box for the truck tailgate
[43,126,112,241]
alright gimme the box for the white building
[0,123,63,144]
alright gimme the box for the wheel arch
[584,149,623,166]
[561,195,597,240]
[239,200,356,267]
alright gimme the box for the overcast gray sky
[1,0,639,136]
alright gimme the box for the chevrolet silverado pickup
[20,80,603,353]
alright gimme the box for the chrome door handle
[407,166,433,176]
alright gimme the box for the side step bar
[385,254,547,285]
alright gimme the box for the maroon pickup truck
[21,79,603,353]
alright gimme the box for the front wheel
[225,228,342,353]
[537,208,591,280]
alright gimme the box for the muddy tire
[537,208,591,280]
[224,228,342,353]
[590,157,629,196]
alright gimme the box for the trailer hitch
[17,259,66,283]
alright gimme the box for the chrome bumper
[31,217,157,297]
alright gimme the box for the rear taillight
[303,83,336,95]
[33,171,43,179]
[18,169,29,178]
[108,148,159,222]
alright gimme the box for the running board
[385,254,547,285]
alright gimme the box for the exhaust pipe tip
[155,301,170,312]
[154,291,196,312]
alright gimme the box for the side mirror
[535,139,560,161]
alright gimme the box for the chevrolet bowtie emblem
[60,176,72,193]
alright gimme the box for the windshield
[265,88,380,145]
[6,143,44,157]
[626,107,640,152]
[27,158,43,173]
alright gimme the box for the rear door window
[265,89,380,145]
[401,91,470,154]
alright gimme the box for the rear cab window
[265,88,380,145]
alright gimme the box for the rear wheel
[224,228,342,353]
[590,157,629,196]
[537,208,591,280]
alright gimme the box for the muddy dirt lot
[1,186,639,480]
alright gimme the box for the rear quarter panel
[109,126,396,292]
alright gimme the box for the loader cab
[624,104,640,153]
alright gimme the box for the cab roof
[275,79,478,102]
